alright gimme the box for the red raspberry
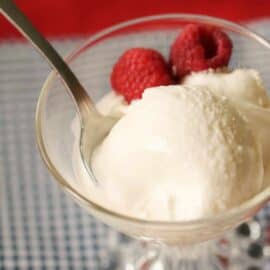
[111,48,173,103]
[170,24,232,78]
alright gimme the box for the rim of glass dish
[36,14,270,228]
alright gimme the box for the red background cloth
[0,0,270,39]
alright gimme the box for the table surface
[1,17,270,269]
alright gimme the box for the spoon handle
[0,0,94,118]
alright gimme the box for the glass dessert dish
[35,14,270,269]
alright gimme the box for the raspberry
[111,48,173,103]
[170,24,232,78]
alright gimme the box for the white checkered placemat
[0,40,121,270]
[1,20,270,269]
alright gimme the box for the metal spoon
[0,0,117,183]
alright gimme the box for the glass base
[99,220,269,270]
[102,242,225,270]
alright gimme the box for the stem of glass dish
[113,240,225,270]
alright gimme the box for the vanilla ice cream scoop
[91,85,263,221]
[184,68,270,188]
[183,69,270,107]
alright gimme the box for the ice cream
[90,85,263,220]
[71,67,270,221]
[183,68,270,108]
[183,68,270,188]
[95,91,128,118]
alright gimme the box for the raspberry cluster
[111,24,232,103]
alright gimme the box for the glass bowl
[35,14,270,247]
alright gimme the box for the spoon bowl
[79,112,117,183]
